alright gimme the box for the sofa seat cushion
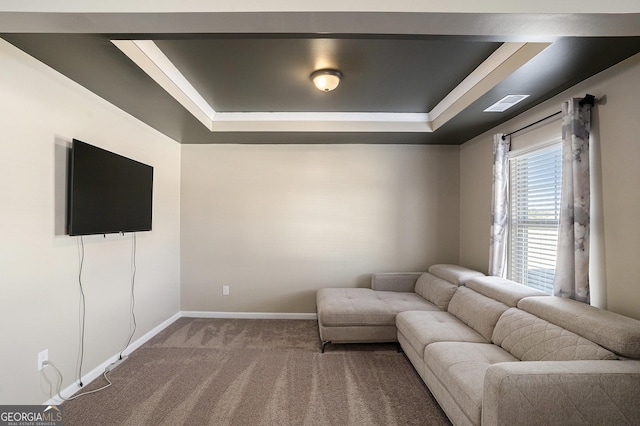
[317,288,438,327]
[377,290,441,314]
[396,311,487,357]
[493,308,618,361]
[424,342,519,424]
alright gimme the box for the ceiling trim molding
[429,41,551,130]
[429,42,526,121]
[211,112,432,132]
[213,112,430,122]
[112,39,215,130]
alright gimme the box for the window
[508,142,562,294]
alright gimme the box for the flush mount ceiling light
[310,69,342,92]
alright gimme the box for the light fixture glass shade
[310,69,342,92]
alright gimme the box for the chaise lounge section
[316,264,484,352]
[317,264,640,425]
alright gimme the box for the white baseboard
[43,310,315,404]
[43,312,181,405]
[181,311,318,320]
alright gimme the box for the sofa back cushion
[518,296,640,359]
[427,264,484,286]
[414,273,459,311]
[447,286,509,341]
[371,272,423,292]
[493,308,618,361]
[465,276,549,307]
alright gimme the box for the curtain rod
[502,94,596,140]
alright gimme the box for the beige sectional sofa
[316,264,484,351]
[316,264,640,425]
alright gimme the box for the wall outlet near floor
[38,349,48,371]
[222,285,230,296]
[105,355,128,372]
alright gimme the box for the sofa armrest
[371,272,424,292]
[483,360,640,425]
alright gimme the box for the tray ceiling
[2,10,639,144]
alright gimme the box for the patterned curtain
[489,134,510,277]
[553,98,592,303]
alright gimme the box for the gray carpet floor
[63,318,450,425]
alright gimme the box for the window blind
[508,143,562,294]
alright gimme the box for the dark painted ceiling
[153,37,500,113]
[2,11,640,144]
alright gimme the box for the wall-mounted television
[67,139,153,236]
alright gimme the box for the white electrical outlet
[222,285,230,296]
[105,355,128,372]
[38,349,48,371]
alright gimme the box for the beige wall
[181,144,460,313]
[460,53,640,320]
[0,39,181,404]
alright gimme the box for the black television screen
[68,139,153,236]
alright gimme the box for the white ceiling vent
[484,94,529,112]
